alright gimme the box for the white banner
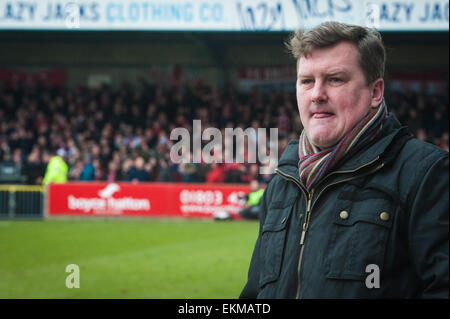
[0,0,448,31]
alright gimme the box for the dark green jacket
[240,114,449,299]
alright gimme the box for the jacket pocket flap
[262,222,287,233]
[262,206,293,233]
[333,208,393,229]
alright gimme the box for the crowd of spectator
[0,79,448,185]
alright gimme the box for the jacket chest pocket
[323,197,395,281]
[258,207,293,289]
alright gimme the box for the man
[42,148,68,186]
[240,21,448,299]
[126,156,150,182]
[239,179,265,220]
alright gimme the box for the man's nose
[311,81,328,104]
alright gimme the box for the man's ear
[370,78,384,108]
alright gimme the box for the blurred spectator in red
[206,162,225,183]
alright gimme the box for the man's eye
[329,77,342,83]
[300,79,313,85]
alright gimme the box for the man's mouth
[312,112,334,119]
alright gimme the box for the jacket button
[339,210,349,219]
[380,212,390,221]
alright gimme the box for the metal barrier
[0,185,44,219]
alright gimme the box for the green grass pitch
[0,218,259,298]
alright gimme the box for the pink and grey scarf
[298,101,387,190]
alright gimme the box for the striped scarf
[298,101,387,190]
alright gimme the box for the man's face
[296,41,381,149]
[136,157,145,169]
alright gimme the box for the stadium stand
[0,81,448,185]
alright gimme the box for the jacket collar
[276,114,412,179]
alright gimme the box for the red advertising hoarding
[47,182,251,218]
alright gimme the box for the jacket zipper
[274,168,311,299]
[275,156,384,299]
[296,190,313,298]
